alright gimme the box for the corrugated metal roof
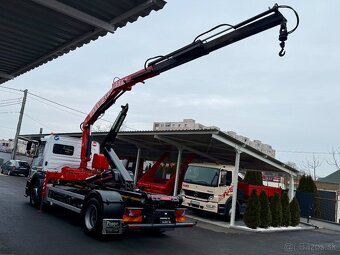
[20,129,299,175]
[0,0,166,84]
[318,170,340,184]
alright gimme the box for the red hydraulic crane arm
[80,4,299,168]
[80,67,160,167]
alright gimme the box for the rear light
[176,208,186,222]
[122,208,143,223]
[12,166,15,171]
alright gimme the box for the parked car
[1,160,30,177]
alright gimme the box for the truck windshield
[31,141,46,170]
[184,166,220,187]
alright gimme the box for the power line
[27,97,86,119]
[0,112,17,114]
[0,125,15,130]
[27,92,114,124]
[0,85,24,92]
[1,85,114,124]
[0,99,21,104]
[0,88,23,95]
[0,102,21,108]
[23,113,54,131]
[28,91,87,115]
[0,97,22,102]
[0,86,139,129]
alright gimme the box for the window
[52,144,74,156]
[18,161,30,168]
[184,166,220,187]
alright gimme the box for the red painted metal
[238,181,282,200]
[137,153,195,195]
[92,154,109,170]
[80,66,160,168]
[137,152,169,184]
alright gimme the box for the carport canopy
[0,0,166,84]
[21,129,298,174]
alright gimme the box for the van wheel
[83,198,103,237]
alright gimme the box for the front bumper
[182,197,219,213]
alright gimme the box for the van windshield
[184,165,220,187]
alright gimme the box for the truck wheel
[225,202,239,221]
[30,179,42,208]
[83,198,103,237]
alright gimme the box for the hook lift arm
[80,4,299,168]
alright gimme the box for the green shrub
[259,190,272,228]
[243,189,261,229]
[281,192,291,227]
[290,197,301,226]
[270,192,282,227]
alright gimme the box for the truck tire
[30,179,43,208]
[83,198,103,237]
[225,202,239,221]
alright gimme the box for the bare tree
[326,148,340,170]
[304,153,322,180]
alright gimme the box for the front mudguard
[25,171,45,197]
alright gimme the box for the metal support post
[133,147,141,186]
[230,149,241,226]
[288,174,295,201]
[173,147,183,196]
[12,89,28,160]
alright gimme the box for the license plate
[103,219,122,234]
[190,200,200,206]
[159,217,171,224]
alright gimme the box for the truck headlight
[208,195,214,201]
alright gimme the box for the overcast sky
[1,0,339,177]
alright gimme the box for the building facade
[153,120,276,158]
[153,119,219,131]
[226,131,276,158]
[0,139,27,154]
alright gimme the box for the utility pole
[11,89,28,160]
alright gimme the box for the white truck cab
[181,163,245,218]
[30,135,99,176]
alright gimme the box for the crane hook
[278,21,288,57]
[279,48,286,57]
